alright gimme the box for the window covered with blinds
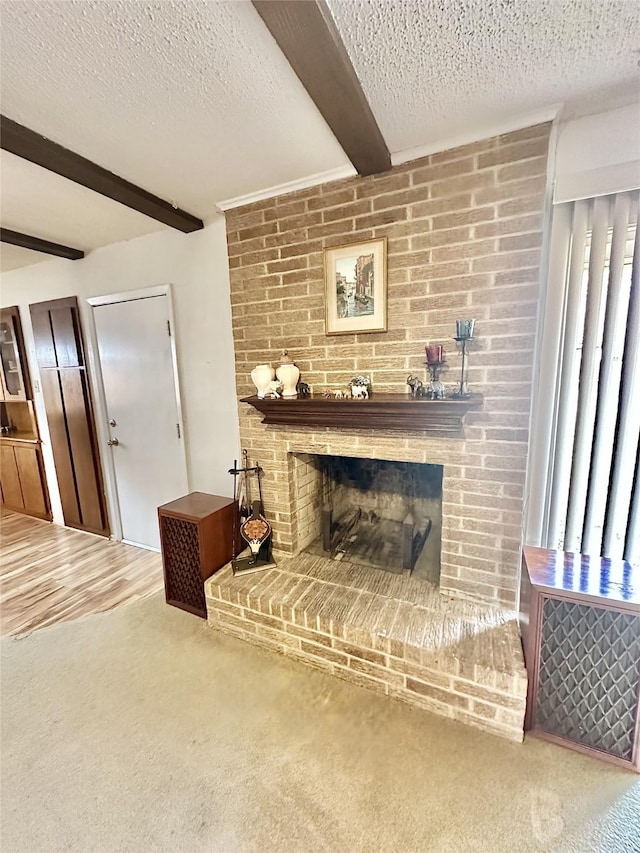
[528,190,639,564]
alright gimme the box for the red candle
[426,344,443,364]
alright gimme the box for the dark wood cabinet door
[13,445,48,517]
[0,446,23,509]
[30,297,109,536]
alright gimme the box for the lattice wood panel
[535,598,640,760]
[160,515,206,616]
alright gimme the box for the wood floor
[0,510,164,637]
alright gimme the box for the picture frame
[324,237,387,336]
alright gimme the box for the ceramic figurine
[263,379,283,398]
[351,385,368,399]
[350,375,372,399]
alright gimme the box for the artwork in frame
[324,237,387,335]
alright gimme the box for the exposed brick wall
[225,123,551,609]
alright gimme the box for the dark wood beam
[1,228,85,261]
[252,0,391,177]
[1,116,204,233]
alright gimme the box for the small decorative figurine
[296,380,311,397]
[350,375,372,398]
[407,375,427,398]
[263,379,283,398]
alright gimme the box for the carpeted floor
[1,592,638,853]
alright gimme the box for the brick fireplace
[205,123,551,739]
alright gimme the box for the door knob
[107,437,119,447]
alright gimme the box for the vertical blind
[528,189,639,564]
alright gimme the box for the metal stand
[451,336,471,399]
[228,450,276,575]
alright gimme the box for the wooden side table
[158,492,237,618]
[520,546,640,772]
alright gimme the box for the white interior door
[92,294,188,549]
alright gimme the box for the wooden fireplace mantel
[240,393,482,433]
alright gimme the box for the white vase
[251,364,275,398]
[276,361,300,398]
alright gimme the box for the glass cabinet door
[0,316,27,401]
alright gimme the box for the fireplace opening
[294,454,442,583]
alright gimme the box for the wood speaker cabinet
[520,546,640,772]
[158,492,238,618]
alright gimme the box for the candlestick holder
[451,319,476,399]
[423,360,446,400]
[451,337,472,398]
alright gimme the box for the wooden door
[92,294,188,549]
[30,297,109,536]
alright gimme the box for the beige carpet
[1,593,638,853]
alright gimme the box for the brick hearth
[205,554,527,742]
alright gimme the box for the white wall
[554,102,640,202]
[0,216,240,528]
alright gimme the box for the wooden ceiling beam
[252,0,391,177]
[0,116,204,233]
[1,228,85,261]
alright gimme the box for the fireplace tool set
[228,449,276,576]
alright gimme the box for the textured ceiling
[0,0,350,221]
[1,151,163,255]
[1,0,639,273]
[327,0,640,156]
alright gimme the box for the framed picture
[324,237,387,335]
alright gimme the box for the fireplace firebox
[294,454,442,583]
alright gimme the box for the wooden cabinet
[0,306,51,521]
[0,441,50,519]
[0,306,31,402]
[158,492,238,618]
[520,546,640,772]
[0,444,23,507]
[14,444,48,516]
